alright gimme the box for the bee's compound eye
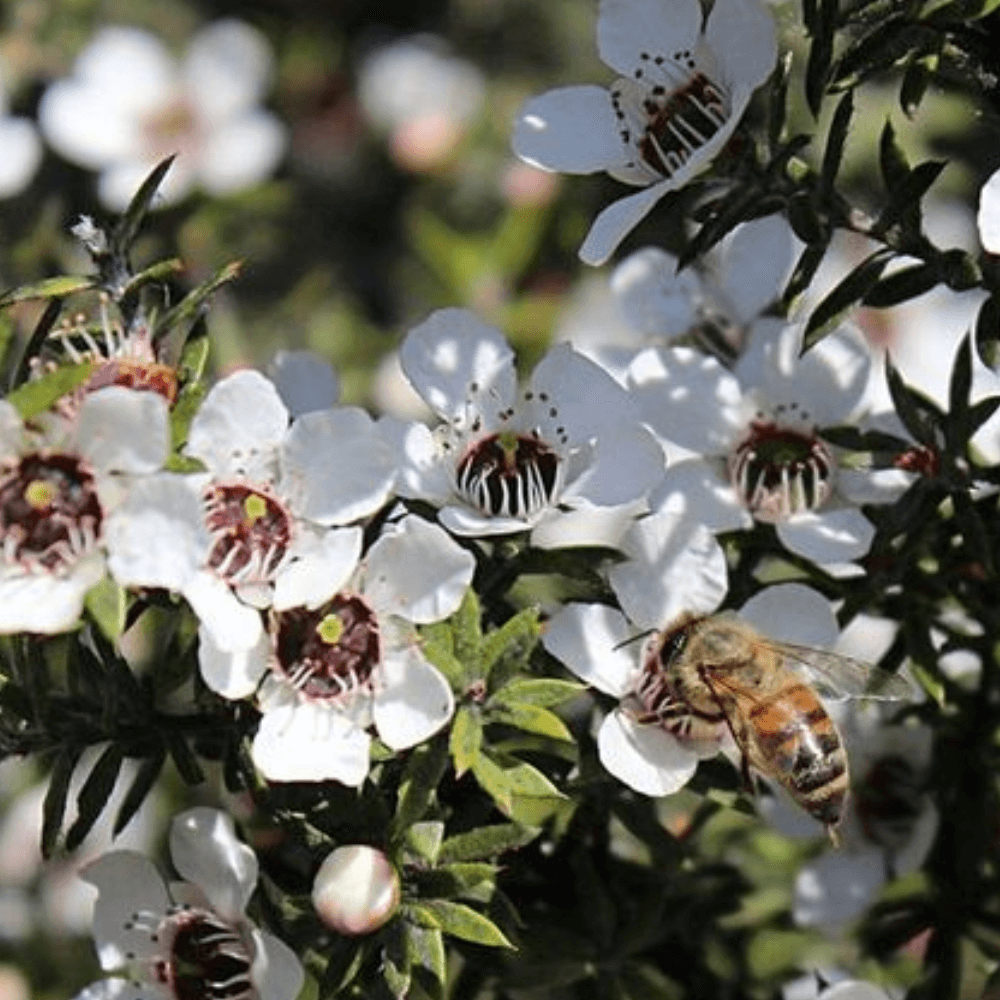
[658,628,688,667]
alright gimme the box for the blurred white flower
[0,67,42,197]
[106,368,398,671]
[204,514,474,785]
[977,166,1000,254]
[357,34,485,172]
[39,20,287,210]
[74,807,302,1000]
[0,387,169,634]
[512,0,777,263]
[628,319,902,567]
[398,307,665,548]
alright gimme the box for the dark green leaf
[113,747,165,836]
[487,702,574,743]
[787,193,826,245]
[820,91,853,196]
[415,862,496,897]
[863,260,940,307]
[820,425,911,452]
[66,743,126,851]
[7,297,63,392]
[783,242,829,309]
[767,52,793,153]
[873,160,946,238]
[832,18,937,87]
[885,357,942,447]
[165,730,204,785]
[878,120,910,191]
[383,922,412,1000]
[803,249,893,351]
[953,489,993,575]
[390,736,449,843]
[489,679,584,707]
[42,745,82,858]
[119,258,185,301]
[439,823,540,863]
[405,925,446,997]
[153,261,242,342]
[111,156,176,258]
[948,335,974,422]
[975,295,1000,369]
[480,607,540,681]
[404,821,445,865]
[5,361,97,420]
[900,54,932,116]
[804,0,838,116]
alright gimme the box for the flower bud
[311,845,401,935]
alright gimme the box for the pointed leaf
[111,156,176,258]
[862,260,941,308]
[84,576,128,643]
[404,900,515,949]
[879,119,910,191]
[803,249,893,351]
[42,744,82,858]
[405,925,446,996]
[449,705,483,778]
[66,742,125,851]
[488,679,584,708]
[820,91,853,197]
[113,747,166,836]
[0,276,94,308]
[154,261,242,341]
[873,160,946,237]
[480,607,540,681]
[439,823,541,863]
[487,702,575,743]
[391,736,449,843]
[6,361,97,420]
[975,295,1000,370]
[404,821,445,866]
[804,0,837,116]
[165,730,205,786]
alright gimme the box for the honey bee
[635,613,911,843]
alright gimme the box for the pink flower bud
[311,845,401,935]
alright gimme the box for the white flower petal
[400,308,516,426]
[530,501,640,550]
[373,646,454,750]
[363,516,474,623]
[73,978,163,1000]
[283,407,396,525]
[169,808,257,923]
[777,507,874,566]
[609,507,728,631]
[627,345,746,455]
[578,181,672,266]
[185,19,273,119]
[648,458,751,533]
[837,466,913,506]
[611,246,701,337]
[272,527,362,612]
[439,503,538,536]
[187,370,289,478]
[598,710,699,796]
[80,851,171,969]
[597,0,700,78]
[198,111,286,194]
[512,86,626,174]
[542,602,638,697]
[704,0,778,92]
[395,420,456,506]
[564,422,664,507]
[716,214,794,326]
[738,582,839,648]
[187,570,265,654]
[105,473,209,591]
[250,927,306,1000]
[0,118,41,197]
[0,557,104,635]
[792,848,886,930]
[75,388,169,474]
[267,350,340,417]
[252,700,371,784]
[820,984,894,1000]
[978,167,1000,254]
[196,619,269,699]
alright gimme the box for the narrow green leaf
[422,635,469,690]
[975,295,1000,369]
[42,745,82,858]
[480,607,540,681]
[787,193,826,245]
[5,361,97,420]
[954,489,994,575]
[0,275,94,308]
[165,730,205,785]
[449,705,483,777]
[862,260,940,308]
[66,743,126,851]
[487,702,575,743]
[873,160,946,237]
[783,242,829,309]
[119,258,185,300]
[820,91,853,196]
[391,736,449,842]
[8,297,63,392]
[885,357,941,447]
[766,51,793,153]
[153,260,242,341]
[878,120,910,191]
[803,249,893,351]
[489,678,584,708]
[111,156,176,257]
[405,925,446,996]
[404,900,515,949]
[415,862,497,898]
[439,823,541,863]
[383,923,412,1000]
[113,747,166,836]
[948,335,974,421]
[470,753,512,814]
[450,588,483,674]
[404,821,445,866]
[900,55,932,117]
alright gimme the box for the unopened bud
[312,845,401,935]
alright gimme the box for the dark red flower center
[203,484,292,584]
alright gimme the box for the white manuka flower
[977,165,1000,255]
[542,506,729,796]
[790,707,936,935]
[209,513,474,785]
[628,319,903,567]
[74,807,303,1000]
[0,387,169,634]
[106,368,398,664]
[398,308,664,548]
[0,66,42,198]
[512,0,777,264]
[39,20,286,210]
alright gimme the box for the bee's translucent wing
[770,641,913,701]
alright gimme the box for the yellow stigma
[24,480,56,510]
[496,430,519,467]
[316,614,345,645]
[243,493,268,525]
